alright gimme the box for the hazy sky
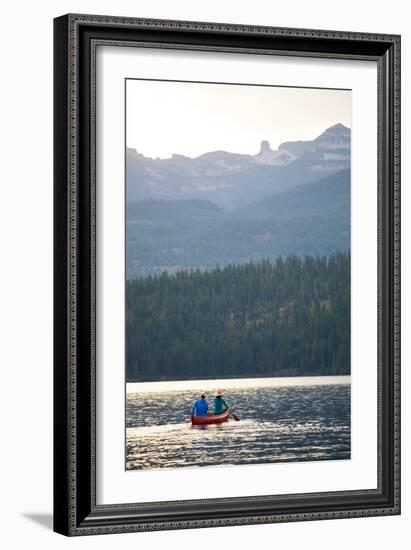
[126,79,351,159]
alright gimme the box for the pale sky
[126,79,351,159]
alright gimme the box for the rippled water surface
[126,380,350,470]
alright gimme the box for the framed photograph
[53,14,401,536]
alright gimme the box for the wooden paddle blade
[231,412,240,421]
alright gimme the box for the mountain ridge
[126,123,351,210]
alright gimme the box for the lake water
[126,377,351,470]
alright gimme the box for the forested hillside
[126,170,350,278]
[126,253,350,381]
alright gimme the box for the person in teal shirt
[213,389,229,414]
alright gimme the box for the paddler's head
[215,389,223,397]
[200,394,206,399]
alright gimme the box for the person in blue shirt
[213,389,229,414]
[191,394,208,417]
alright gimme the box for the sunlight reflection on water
[126,382,350,470]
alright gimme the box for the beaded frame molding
[53,13,401,536]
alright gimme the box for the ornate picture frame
[53,14,400,536]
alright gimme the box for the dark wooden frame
[53,13,401,536]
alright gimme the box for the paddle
[228,404,240,421]
[230,410,240,421]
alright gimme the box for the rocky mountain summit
[126,123,350,210]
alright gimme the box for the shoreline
[127,374,351,394]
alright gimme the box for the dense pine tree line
[126,253,350,381]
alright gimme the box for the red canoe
[191,410,230,426]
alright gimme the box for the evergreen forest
[126,253,350,381]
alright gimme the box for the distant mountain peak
[254,139,295,166]
[316,123,350,139]
[328,122,348,130]
[259,140,271,154]
[313,123,350,151]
